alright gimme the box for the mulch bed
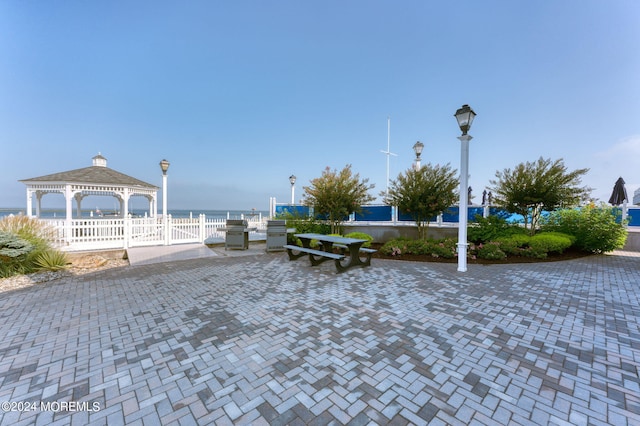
[369,243,594,265]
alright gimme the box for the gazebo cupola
[93,153,107,167]
[20,154,159,220]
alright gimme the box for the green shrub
[476,242,507,260]
[0,216,61,277]
[0,215,55,252]
[284,214,331,244]
[542,206,627,253]
[380,237,411,256]
[344,232,373,248]
[33,249,69,271]
[427,238,457,258]
[380,237,456,258]
[519,246,549,259]
[0,231,34,277]
[467,215,526,244]
[529,232,574,254]
[496,234,531,256]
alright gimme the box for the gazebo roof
[20,154,158,189]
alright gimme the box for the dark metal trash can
[266,220,287,252]
[225,220,249,250]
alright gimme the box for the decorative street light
[454,104,476,272]
[289,175,296,205]
[413,141,424,170]
[160,159,170,218]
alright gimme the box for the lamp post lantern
[413,141,424,170]
[289,175,296,205]
[454,104,476,272]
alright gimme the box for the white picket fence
[43,215,268,251]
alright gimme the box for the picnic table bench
[284,233,376,273]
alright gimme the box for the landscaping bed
[370,242,594,265]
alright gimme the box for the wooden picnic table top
[293,233,368,245]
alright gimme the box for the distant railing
[43,215,267,251]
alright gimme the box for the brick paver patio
[0,250,639,425]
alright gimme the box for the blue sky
[1,1,639,212]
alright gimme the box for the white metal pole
[162,173,168,219]
[457,134,472,272]
[291,184,295,205]
[386,116,390,194]
[162,172,168,245]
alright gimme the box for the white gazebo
[20,154,159,221]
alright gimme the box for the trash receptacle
[266,220,287,252]
[225,220,249,250]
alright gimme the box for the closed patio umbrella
[608,177,628,206]
[608,177,628,225]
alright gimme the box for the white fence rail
[43,215,267,251]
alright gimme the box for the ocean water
[0,207,268,220]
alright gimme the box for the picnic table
[283,233,376,273]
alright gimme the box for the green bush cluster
[467,231,574,260]
[542,206,627,253]
[0,216,68,278]
[344,232,373,248]
[467,215,526,244]
[381,237,457,258]
[283,213,331,244]
[475,242,507,260]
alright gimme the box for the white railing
[43,215,268,251]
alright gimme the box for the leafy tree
[303,164,375,234]
[383,163,458,239]
[489,157,590,235]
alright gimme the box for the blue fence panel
[354,205,392,221]
[442,207,459,222]
[468,207,484,221]
[611,207,638,225]
[628,207,640,226]
[275,205,311,217]
[396,211,438,222]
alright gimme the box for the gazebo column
[145,194,154,218]
[35,191,43,218]
[74,193,84,218]
[65,184,73,243]
[26,188,34,217]
[123,188,130,217]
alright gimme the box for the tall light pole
[454,104,476,272]
[413,141,424,170]
[289,175,296,204]
[160,159,170,245]
[160,159,170,218]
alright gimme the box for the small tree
[383,163,458,239]
[303,165,375,234]
[489,157,590,235]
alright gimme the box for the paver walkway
[0,250,639,425]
